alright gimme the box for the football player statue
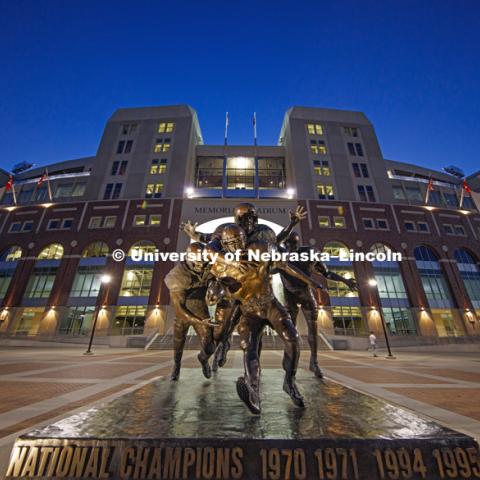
[281,231,358,378]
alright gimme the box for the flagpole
[11,182,17,206]
[46,168,53,201]
[224,112,229,146]
[253,112,257,146]
[459,186,465,208]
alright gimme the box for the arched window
[454,249,480,308]
[38,243,64,260]
[82,241,109,258]
[0,246,22,299]
[24,244,64,299]
[414,245,461,337]
[0,246,22,262]
[322,241,357,298]
[369,243,416,335]
[119,241,155,299]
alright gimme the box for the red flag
[37,171,47,187]
[427,178,434,191]
[463,180,471,194]
[5,175,13,191]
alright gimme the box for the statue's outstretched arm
[315,261,358,291]
[276,205,308,244]
[277,261,324,290]
[180,220,212,244]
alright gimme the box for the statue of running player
[181,203,307,367]
[164,243,216,381]
[281,231,358,378]
[206,224,324,414]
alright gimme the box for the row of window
[318,216,346,228]
[316,184,375,202]
[363,218,389,230]
[2,182,86,205]
[306,124,359,138]
[120,122,175,137]
[312,161,370,180]
[393,184,476,209]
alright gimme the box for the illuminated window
[454,249,480,306]
[38,244,64,260]
[88,216,116,229]
[310,140,327,155]
[158,122,175,133]
[70,266,104,297]
[104,216,117,228]
[332,306,364,336]
[307,123,323,135]
[327,268,358,297]
[150,215,161,226]
[0,246,22,262]
[316,184,334,200]
[226,157,255,190]
[333,216,346,228]
[25,267,58,298]
[313,160,330,176]
[120,269,152,297]
[82,242,109,257]
[150,159,167,174]
[0,270,15,298]
[134,215,146,226]
[145,183,163,199]
[112,306,146,335]
[318,216,330,228]
[154,138,171,153]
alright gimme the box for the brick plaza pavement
[0,346,479,473]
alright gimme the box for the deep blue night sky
[1,0,479,174]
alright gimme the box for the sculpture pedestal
[4,368,479,479]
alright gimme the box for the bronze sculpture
[280,231,358,378]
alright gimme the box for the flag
[224,112,229,146]
[5,175,13,191]
[424,178,434,204]
[459,180,472,208]
[37,171,47,187]
[253,112,257,146]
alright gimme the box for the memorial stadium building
[0,105,479,349]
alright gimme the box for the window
[24,267,58,298]
[59,306,95,336]
[88,216,116,229]
[154,138,171,153]
[150,159,167,174]
[313,160,330,176]
[376,219,389,230]
[363,218,374,229]
[104,183,122,200]
[134,215,146,226]
[317,184,335,200]
[38,243,64,259]
[310,140,327,155]
[54,184,73,198]
[72,183,86,197]
[318,216,330,228]
[23,221,33,232]
[82,241,109,257]
[405,186,423,202]
[357,185,376,202]
[454,249,480,306]
[343,127,359,137]
[327,268,358,298]
[443,224,454,234]
[121,124,137,135]
[111,160,128,176]
[18,188,33,203]
[393,186,406,200]
[333,216,346,228]
[47,219,60,230]
[116,140,133,154]
[454,225,466,235]
[47,218,73,231]
[120,268,153,297]
[347,142,364,156]
[158,122,175,133]
[145,183,163,199]
[428,190,443,206]
[462,197,475,210]
[150,215,161,226]
[0,246,22,262]
[112,306,146,335]
[133,214,162,227]
[307,123,323,135]
[404,221,416,232]
[444,193,458,207]
[0,270,15,298]
[417,222,429,233]
[352,163,369,178]
[70,266,104,297]
[332,306,365,336]
[9,221,33,233]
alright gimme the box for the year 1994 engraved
[374,448,427,479]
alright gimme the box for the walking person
[368,331,378,357]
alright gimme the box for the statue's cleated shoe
[236,377,261,415]
[309,361,324,379]
[218,340,231,368]
[198,354,212,379]
[283,377,305,408]
[170,364,181,381]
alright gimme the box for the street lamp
[367,278,395,358]
[84,274,112,355]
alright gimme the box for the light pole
[368,278,395,358]
[84,274,112,355]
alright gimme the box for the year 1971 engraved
[314,448,359,479]
[259,448,307,479]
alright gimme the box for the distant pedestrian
[368,331,378,357]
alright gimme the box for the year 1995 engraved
[432,447,480,479]
[260,448,307,479]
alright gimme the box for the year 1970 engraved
[374,448,427,479]
[259,448,307,480]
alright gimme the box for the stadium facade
[0,105,479,348]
